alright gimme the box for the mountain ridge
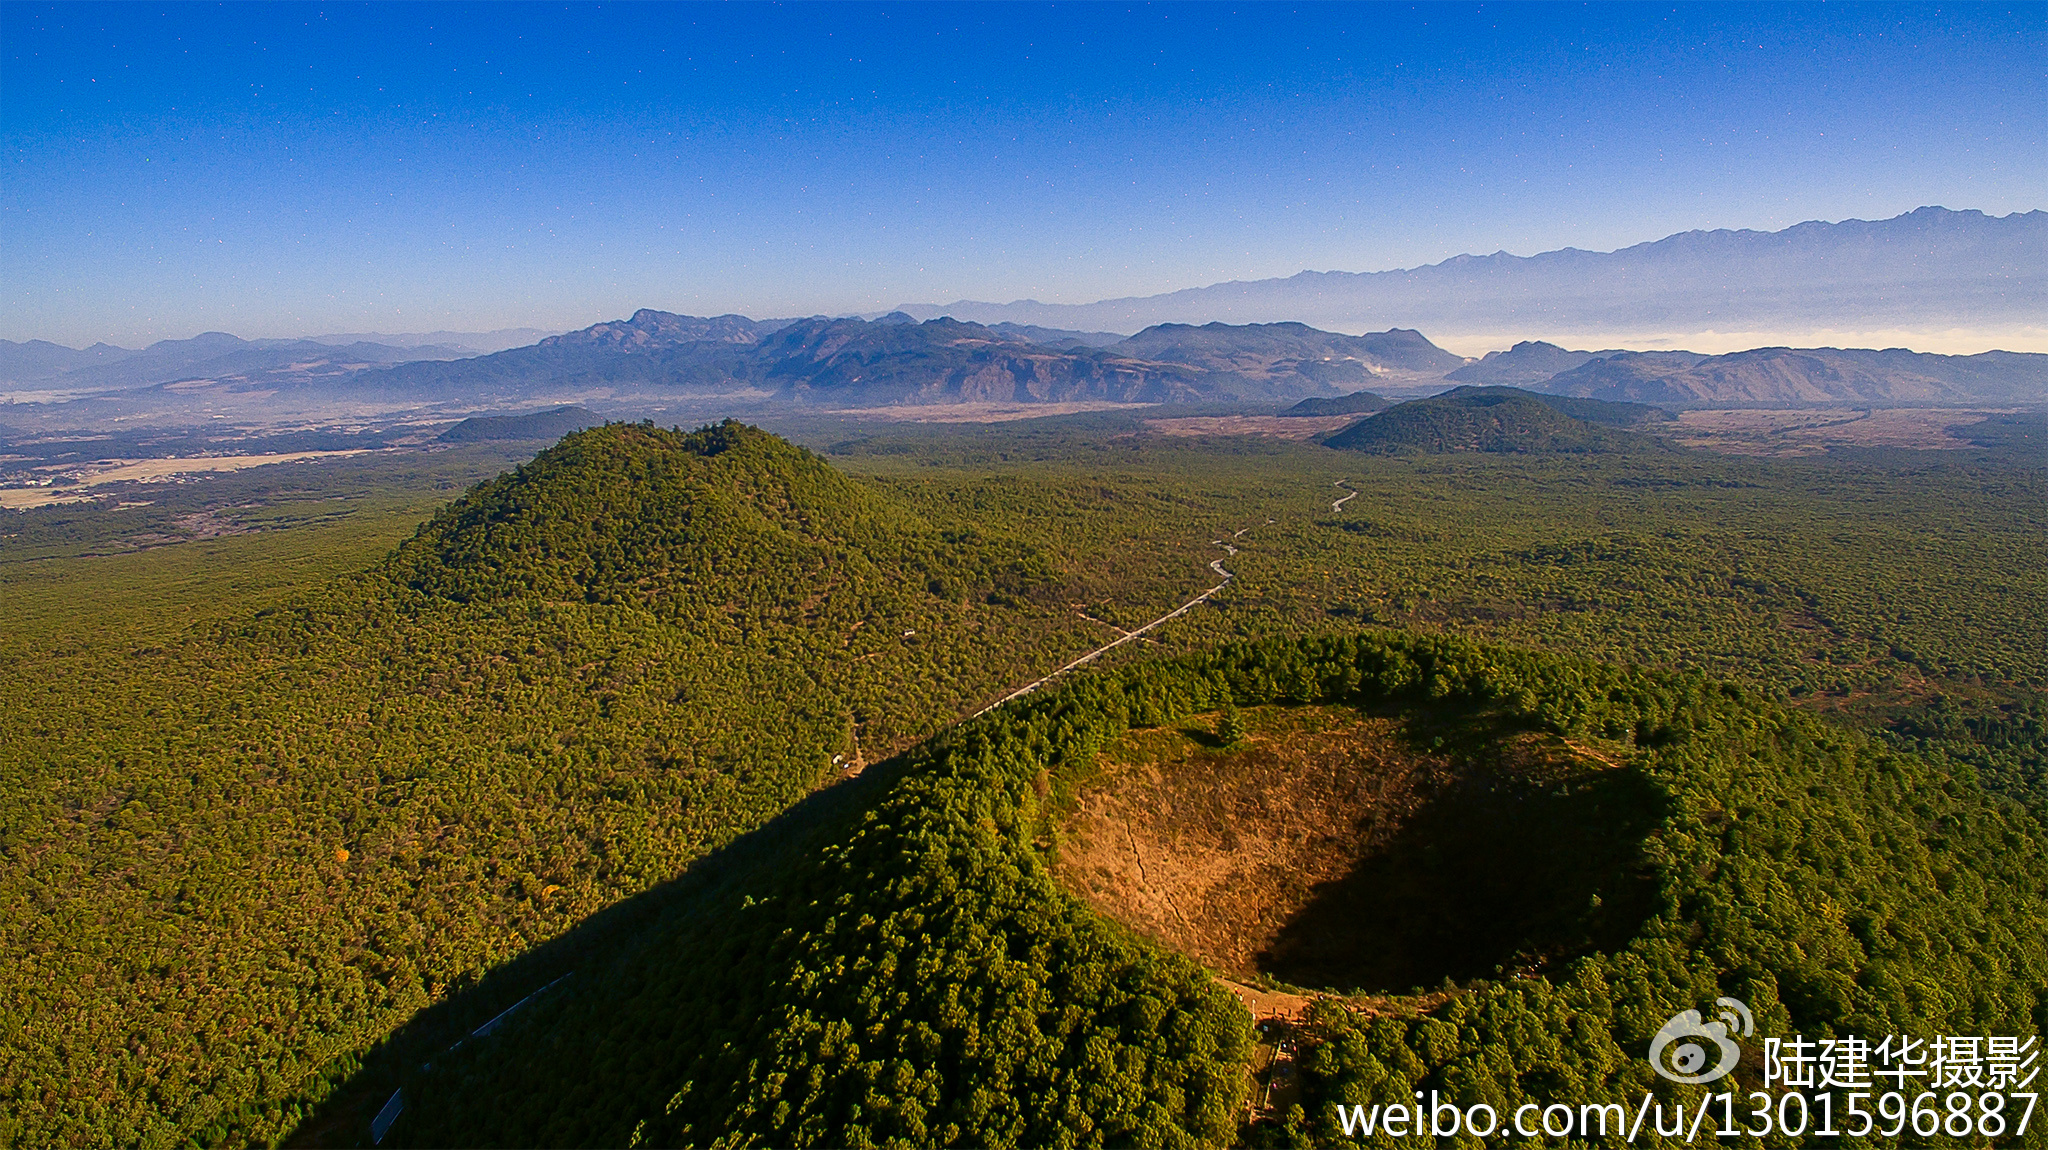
[0,331,472,392]
[896,207,2048,342]
[10,301,2047,421]
[1535,346,2048,407]
[337,312,1464,408]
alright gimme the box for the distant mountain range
[341,310,1463,409]
[1538,346,2048,406]
[7,306,2047,427]
[1446,341,1632,387]
[896,207,2047,345]
[1116,322,1461,385]
[0,329,562,383]
[1437,339,2048,407]
[304,327,564,354]
[435,405,601,443]
[0,331,470,395]
[9,205,2045,424]
[337,310,2048,411]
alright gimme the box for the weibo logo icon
[1648,997,1754,1084]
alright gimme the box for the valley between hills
[1,409,2043,1148]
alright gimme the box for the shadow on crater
[1256,740,1666,994]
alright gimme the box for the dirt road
[973,532,1241,717]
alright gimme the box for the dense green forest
[0,423,1117,1146]
[833,422,2047,808]
[1319,387,1659,454]
[1,415,2043,1146]
[381,632,2048,1147]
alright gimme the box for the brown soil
[1055,705,1662,995]
[1058,708,1433,979]
[1213,976,1316,1023]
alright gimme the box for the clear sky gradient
[5,2,2043,347]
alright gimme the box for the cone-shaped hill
[1280,389,1392,417]
[0,421,1115,1150]
[1322,386,1664,454]
[387,420,1025,615]
[370,633,2045,1148]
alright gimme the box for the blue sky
[4,2,2042,347]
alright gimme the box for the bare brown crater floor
[1053,705,1663,995]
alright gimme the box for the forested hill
[0,422,1108,1148]
[392,421,930,609]
[381,633,2048,1148]
[1281,390,1391,417]
[1322,387,1660,455]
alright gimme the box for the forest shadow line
[286,751,920,1148]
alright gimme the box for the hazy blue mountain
[1113,322,1462,393]
[897,207,2046,340]
[305,327,564,354]
[0,332,469,390]
[538,310,777,351]
[1536,347,2048,406]
[70,332,282,384]
[342,311,1207,407]
[1279,390,1392,416]
[436,405,601,442]
[0,339,139,379]
[0,334,248,384]
[753,315,1205,405]
[336,310,803,403]
[370,313,1435,408]
[986,322,1126,349]
[1445,340,1630,387]
[24,302,2041,424]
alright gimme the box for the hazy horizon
[9,204,2045,359]
[6,3,2043,350]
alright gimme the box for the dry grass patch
[1142,414,1361,439]
[1055,704,1662,995]
[1673,408,2007,456]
